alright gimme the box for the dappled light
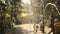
[0,0,60,34]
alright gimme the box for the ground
[12,24,53,34]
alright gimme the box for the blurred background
[0,0,60,34]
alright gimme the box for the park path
[12,24,53,34]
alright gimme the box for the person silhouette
[48,12,55,34]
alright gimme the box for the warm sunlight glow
[21,0,31,4]
[21,13,28,17]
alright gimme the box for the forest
[0,0,60,34]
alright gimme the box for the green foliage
[0,0,22,33]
